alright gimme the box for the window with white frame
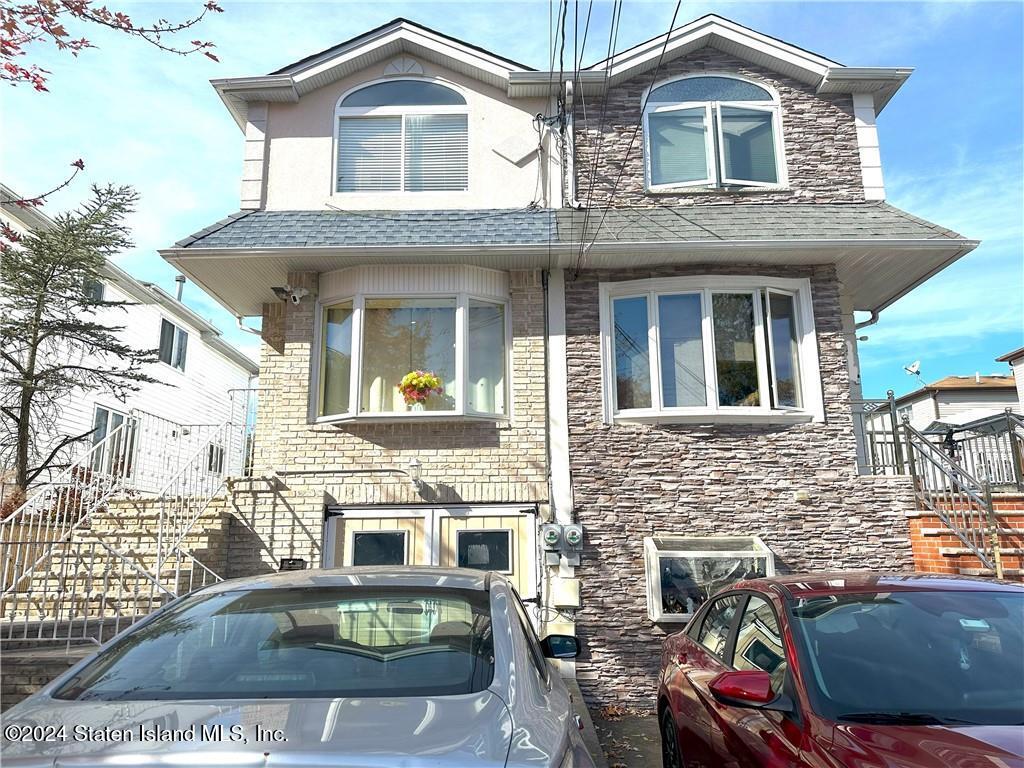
[336,79,468,193]
[318,293,508,419]
[601,276,822,421]
[158,318,188,371]
[643,536,775,622]
[643,75,786,191]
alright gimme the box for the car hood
[828,723,1024,767]
[1,691,513,767]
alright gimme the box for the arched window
[336,79,468,193]
[643,75,784,190]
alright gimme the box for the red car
[658,572,1024,767]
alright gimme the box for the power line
[575,0,682,278]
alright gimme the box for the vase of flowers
[398,370,443,411]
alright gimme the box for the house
[4,14,994,711]
[0,185,259,496]
[892,373,1020,430]
[996,347,1024,406]
[154,14,984,708]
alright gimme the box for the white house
[894,374,1020,430]
[996,347,1024,407]
[1,185,259,494]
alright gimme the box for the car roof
[196,566,496,596]
[729,571,1024,600]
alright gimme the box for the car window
[511,589,548,680]
[733,595,787,693]
[54,586,494,701]
[789,590,1023,726]
[696,594,742,659]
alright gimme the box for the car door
[705,593,808,768]
[669,594,743,767]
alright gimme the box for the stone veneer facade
[564,263,916,707]
[573,48,864,207]
[225,269,550,576]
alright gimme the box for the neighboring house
[157,15,978,708]
[1,186,259,494]
[893,374,1020,429]
[996,347,1024,407]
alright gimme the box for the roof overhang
[162,237,977,319]
[570,14,910,113]
[213,19,540,130]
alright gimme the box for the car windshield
[54,586,494,701]
[788,589,1023,726]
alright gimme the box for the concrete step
[940,547,1024,556]
[921,527,1024,537]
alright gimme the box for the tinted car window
[733,595,787,693]
[55,587,494,701]
[789,590,1023,726]
[511,590,548,680]
[697,595,742,658]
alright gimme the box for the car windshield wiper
[837,712,979,726]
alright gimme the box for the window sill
[645,184,789,196]
[612,410,816,426]
[315,412,508,426]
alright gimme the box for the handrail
[903,419,1001,577]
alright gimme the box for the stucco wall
[563,262,915,707]
[259,60,560,210]
[230,269,549,575]
[573,47,865,207]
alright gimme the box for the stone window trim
[333,76,470,196]
[311,289,512,425]
[598,275,825,424]
[641,72,790,194]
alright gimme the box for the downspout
[236,315,262,336]
[565,79,582,208]
[854,308,880,330]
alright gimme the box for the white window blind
[649,108,710,186]
[337,117,402,192]
[405,115,468,192]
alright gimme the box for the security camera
[290,288,309,305]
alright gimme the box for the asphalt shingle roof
[174,203,968,250]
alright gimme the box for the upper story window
[158,318,188,371]
[643,75,786,191]
[335,79,469,193]
[600,276,824,423]
[316,267,509,421]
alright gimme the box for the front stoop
[907,494,1024,581]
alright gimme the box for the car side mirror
[540,634,581,659]
[709,670,794,713]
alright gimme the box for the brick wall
[230,269,550,574]
[574,47,864,207]
[564,262,915,707]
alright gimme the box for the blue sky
[2,1,1021,396]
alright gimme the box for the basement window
[600,275,823,423]
[643,536,775,622]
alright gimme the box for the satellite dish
[904,361,921,376]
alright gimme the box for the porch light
[407,457,423,487]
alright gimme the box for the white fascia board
[211,75,298,131]
[291,24,517,91]
[818,67,912,113]
[586,15,835,85]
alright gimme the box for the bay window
[318,291,508,420]
[602,276,823,422]
[643,74,786,191]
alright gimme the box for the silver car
[2,567,596,767]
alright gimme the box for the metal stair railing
[154,421,235,579]
[903,419,1002,578]
[1,420,138,596]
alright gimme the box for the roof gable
[212,18,537,129]
[572,14,909,113]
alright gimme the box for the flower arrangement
[398,370,443,407]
